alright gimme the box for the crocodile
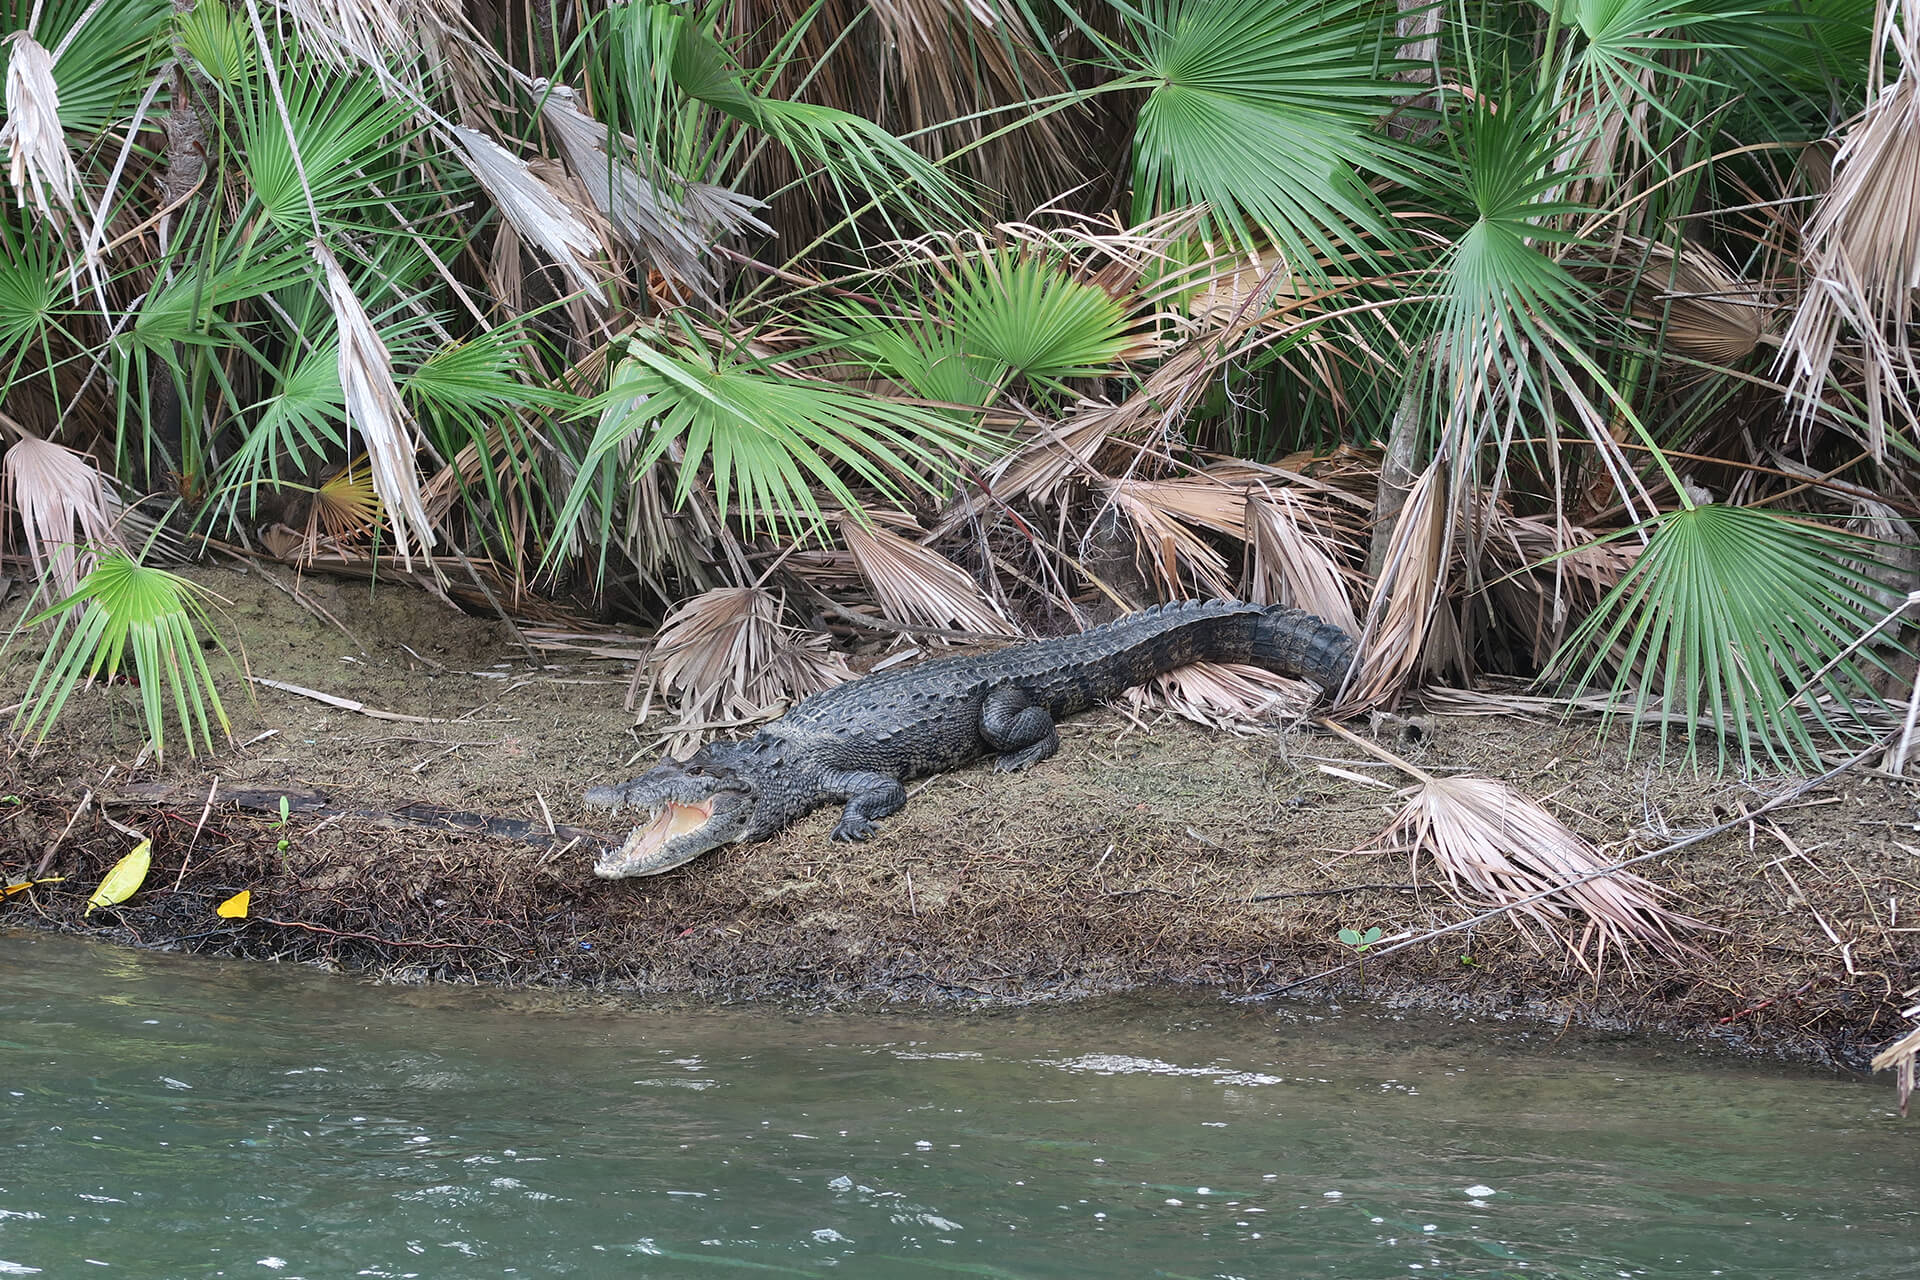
[584,599,1357,879]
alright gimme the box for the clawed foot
[831,816,877,842]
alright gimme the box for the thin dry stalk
[0,434,123,597]
[838,516,1017,637]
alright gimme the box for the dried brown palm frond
[1609,237,1773,364]
[989,339,1220,510]
[0,30,79,227]
[0,434,124,598]
[538,85,768,301]
[1778,0,1920,457]
[636,585,851,752]
[451,125,608,301]
[1126,661,1319,734]
[315,242,438,568]
[838,516,1018,637]
[1343,456,1449,710]
[281,0,416,71]
[1873,1021,1920,1116]
[1099,476,1237,598]
[1479,510,1639,665]
[997,207,1212,310]
[1377,772,1702,974]
[1247,489,1360,636]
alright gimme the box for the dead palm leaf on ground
[838,515,1018,637]
[636,585,850,753]
[1323,721,1703,975]
[0,434,124,598]
[1125,661,1319,734]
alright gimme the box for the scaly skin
[584,600,1356,879]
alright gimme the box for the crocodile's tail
[1250,605,1357,694]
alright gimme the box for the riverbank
[3,563,1915,1070]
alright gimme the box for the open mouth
[596,798,718,876]
[632,798,717,851]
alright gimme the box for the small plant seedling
[1337,925,1384,991]
[1337,925,1383,952]
[274,796,292,853]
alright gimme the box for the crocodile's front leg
[980,685,1059,772]
[827,771,909,842]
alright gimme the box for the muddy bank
[3,562,1916,1070]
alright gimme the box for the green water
[2,931,1915,1278]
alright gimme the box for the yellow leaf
[4,876,65,898]
[85,840,151,915]
[215,890,251,919]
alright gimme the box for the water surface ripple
[2,930,1914,1278]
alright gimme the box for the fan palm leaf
[557,319,1003,554]
[13,551,233,760]
[829,240,1146,409]
[1549,503,1903,769]
[1121,0,1407,260]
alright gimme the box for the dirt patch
[3,563,1917,1071]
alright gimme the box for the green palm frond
[13,552,234,760]
[231,51,420,235]
[173,0,254,90]
[1548,504,1903,770]
[405,328,570,550]
[830,244,1142,409]
[207,337,346,527]
[555,320,1003,558]
[1122,0,1407,260]
[0,212,60,371]
[600,1,972,234]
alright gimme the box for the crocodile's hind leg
[981,685,1059,772]
[827,771,909,841]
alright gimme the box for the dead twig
[249,676,446,724]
